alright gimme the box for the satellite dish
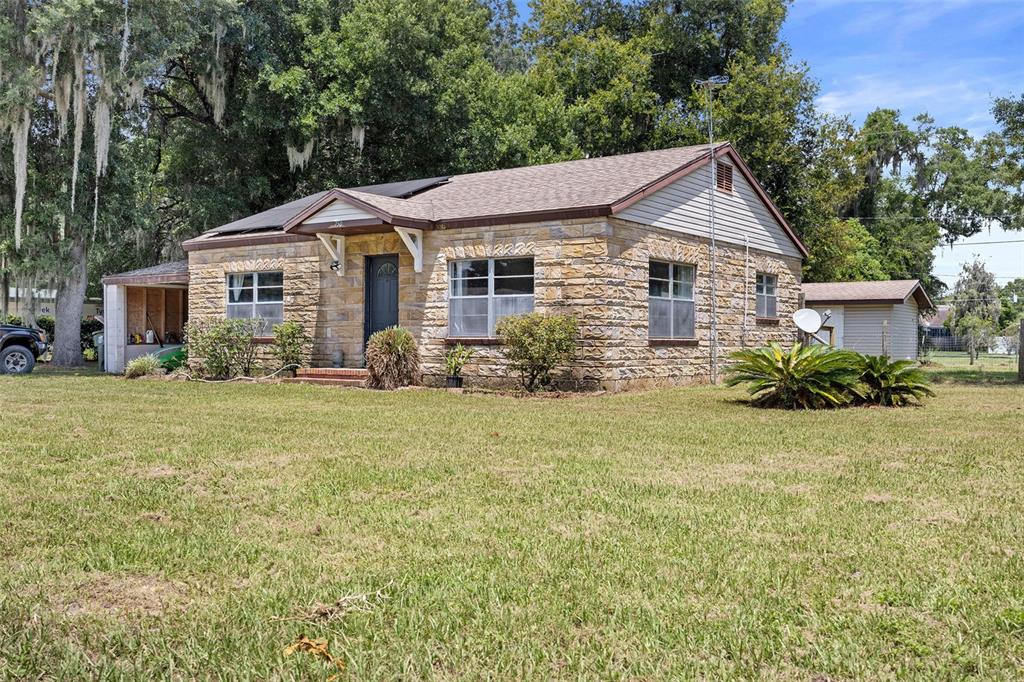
[793,308,823,334]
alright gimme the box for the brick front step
[282,376,366,388]
[296,367,369,379]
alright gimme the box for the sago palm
[725,343,862,410]
[857,354,935,406]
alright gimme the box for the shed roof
[802,280,933,309]
[101,260,190,286]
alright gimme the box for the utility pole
[1018,324,1023,382]
[695,75,729,384]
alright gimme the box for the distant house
[802,280,933,360]
[3,287,102,321]
[920,304,954,350]
[102,143,810,389]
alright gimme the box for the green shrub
[2,314,24,326]
[19,315,102,350]
[496,313,579,391]
[124,354,162,379]
[82,347,98,362]
[80,317,104,350]
[36,315,55,340]
[184,317,261,379]
[271,321,310,373]
[365,326,420,390]
[444,343,473,377]
[857,354,935,406]
[726,343,863,410]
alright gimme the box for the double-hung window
[449,257,534,337]
[649,261,695,339]
[756,273,778,318]
[226,271,284,335]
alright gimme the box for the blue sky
[782,0,1024,288]
[513,0,1024,287]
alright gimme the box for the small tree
[955,314,995,364]
[496,313,579,391]
[271,321,310,374]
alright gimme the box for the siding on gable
[614,162,802,258]
[301,199,379,225]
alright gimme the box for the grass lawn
[2,369,1023,679]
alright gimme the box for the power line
[850,215,1021,222]
[939,238,1024,247]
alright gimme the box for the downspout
[742,235,749,348]
[707,118,719,383]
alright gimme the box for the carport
[101,261,189,373]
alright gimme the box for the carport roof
[101,260,190,286]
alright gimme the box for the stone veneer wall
[187,241,321,369]
[187,217,801,390]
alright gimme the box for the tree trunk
[1,269,8,321]
[52,237,88,367]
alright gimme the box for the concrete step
[282,376,366,388]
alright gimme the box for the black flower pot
[446,375,463,389]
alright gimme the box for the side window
[449,258,535,337]
[226,271,284,334]
[756,273,778,318]
[649,261,695,339]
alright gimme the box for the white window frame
[448,257,534,337]
[225,271,284,335]
[649,260,696,339]
[756,273,778,318]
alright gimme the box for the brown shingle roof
[184,144,808,256]
[391,146,710,222]
[802,280,933,309]
[101,260,190,285]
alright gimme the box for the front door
[365,254,399,344]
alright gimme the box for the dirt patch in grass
[133,464,179,479]
[61,574,188,618]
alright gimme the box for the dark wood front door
[364,254,399,344]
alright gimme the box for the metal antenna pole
[695,75,728,384]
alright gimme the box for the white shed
[801,280,933,360]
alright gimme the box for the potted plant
[444,343,473,389]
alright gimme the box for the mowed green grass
[1,370,1023,680]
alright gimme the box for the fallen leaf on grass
[284,635,345,680]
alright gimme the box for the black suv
[0,323,48,374]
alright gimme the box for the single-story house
[103,143,809,390]
[802,279,934,360]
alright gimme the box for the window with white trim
[449,258,534,337]
[649,261,695,339]
[756,273,778,318]
[226,271,284,335]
